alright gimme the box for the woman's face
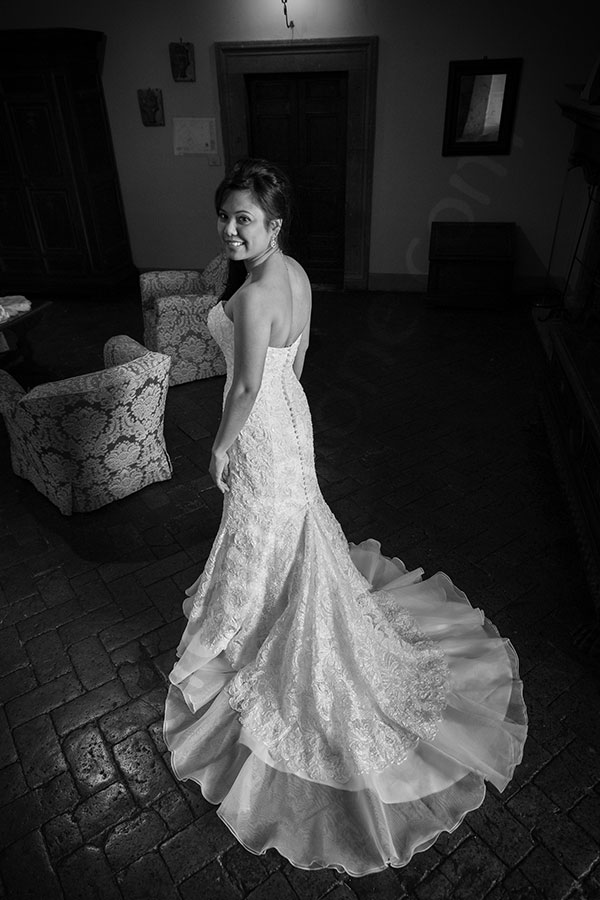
[217,189,279,264]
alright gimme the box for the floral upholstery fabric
[154,295,227,384]
[197,252,230,296]
[0,335,172,515]
[139,253,228,386]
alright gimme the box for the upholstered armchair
[139,252,230,386]
[0,336,172,515]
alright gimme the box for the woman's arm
[291,263,312,380]
[210,288,271,490]
[293,308,311,380]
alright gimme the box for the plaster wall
[1,0,598,287]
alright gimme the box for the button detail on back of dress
[165,289,528,877]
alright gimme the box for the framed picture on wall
[442,58,522,156]
[137,88,165,126]
[169,41,196,82]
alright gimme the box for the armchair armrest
[104,335,150,368]
[24,368,116,400]
[0,369,26,415]
[198,252,229,297]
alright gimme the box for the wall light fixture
[281,0,294,29]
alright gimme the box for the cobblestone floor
[1,290,599,900]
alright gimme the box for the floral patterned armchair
[0,336,172,515]
[139,252,229,386]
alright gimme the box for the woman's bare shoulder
[284,255,311,302]
[284,254,310,283]
[229,281,274,325]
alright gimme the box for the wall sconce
[281,0,294,29]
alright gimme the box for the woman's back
[208,298,317,508]
[266,255,311,348]
[224,251,312,378]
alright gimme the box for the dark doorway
[215,38,378,290]
[246,73,348,287]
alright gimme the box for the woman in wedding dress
[163,158,527,876]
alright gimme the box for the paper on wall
[173,117,217,155]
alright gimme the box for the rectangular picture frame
[442,57,522,156]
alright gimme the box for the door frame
[215,37,378,290]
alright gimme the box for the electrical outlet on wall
[208,155,221,166]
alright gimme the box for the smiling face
[217,189,280,265]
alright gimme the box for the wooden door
[246,73,348,287]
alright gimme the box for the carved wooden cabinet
[537,93,600,652]
[0,28,135,294]
[538,320,600,649]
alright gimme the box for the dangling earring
[270,234,278,250]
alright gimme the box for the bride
[163,158,527,876]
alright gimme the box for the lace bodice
[208,302,319,512]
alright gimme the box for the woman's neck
[245,244,281,273]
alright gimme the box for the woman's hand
[210,449,230,493]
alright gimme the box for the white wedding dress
[163,300,527,876]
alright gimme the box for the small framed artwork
[137,88,165,126]
[169,41,196,82]
[442,58,522,156]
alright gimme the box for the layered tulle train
[164,529,527,876]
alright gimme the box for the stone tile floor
[0,290,599,899]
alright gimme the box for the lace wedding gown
[164,301,527,876]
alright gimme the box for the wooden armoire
[0,29,135,295]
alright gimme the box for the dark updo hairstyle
[215,157,293,253]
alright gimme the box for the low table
[0,299,54,380]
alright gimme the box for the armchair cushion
[0,335,173,514]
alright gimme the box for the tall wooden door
[246,73,348,287]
